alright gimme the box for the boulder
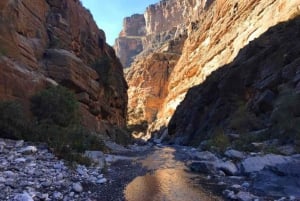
[84,151,105,168]
[241,154,293,174]
[253,169,300,197]
[189,161,217,174]
[217,161,239,176]
[225,149,246,160]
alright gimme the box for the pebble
[0,138,107,200]
[96,178,107,184]
[72,182,83,193]
[231,184,242,189]
[19,146,37,154]
[13,192,33,201]
[53,191,63,200]
[242,182,250,188]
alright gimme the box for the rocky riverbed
[0,138,110,201]
[1,137,300,201]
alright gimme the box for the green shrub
[31,86,79,126]
[271,86,300,142]
[0,86,113,165]
[207,127,230,153]
[229,102,261,132]
[0,101,29,139]
[30,86,110,164]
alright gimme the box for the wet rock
[225,149,246,160]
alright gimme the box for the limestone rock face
[0,0,127,133]
[119,14,146,37]
[123,0,300,139]
[153,0,299,132]
[114,14,145,68]
[126,36,186,127]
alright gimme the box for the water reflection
[124,147,222,201]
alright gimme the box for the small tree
[31,85,79,126]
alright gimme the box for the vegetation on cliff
[0,86,108,164]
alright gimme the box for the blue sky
[81,0,160,45]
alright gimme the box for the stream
[124,146,223,201]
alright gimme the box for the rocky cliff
[123,0,300,138]
[153,0,299,133]
[114,14,145,68]
[0,0,127,134]
[168,15,300,145]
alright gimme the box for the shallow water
[124,146,222,201]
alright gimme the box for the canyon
[117,0,300,141]
[1,0,300,200]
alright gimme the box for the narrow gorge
[1,0,300,200]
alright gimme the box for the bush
[31,86,79,126]
[207,127,230,153]
[229,102,262,132]
[30,86,109,163]
[271,86,300,142]
[0,101,29,139]
[0,86,112,165]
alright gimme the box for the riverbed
[89,145,223,201]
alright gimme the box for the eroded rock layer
[0,0,127,133]
[123,0,300,136]
[168,15,300,145]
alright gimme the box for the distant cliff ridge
[0,0,127,135]
[121,0,300,139]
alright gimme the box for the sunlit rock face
[114,14,145,68]
[152,0,299,132]
[123,0,299,135]
[0,0,127,133]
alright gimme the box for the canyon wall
[168,15,300,145]
[114,14,145,68]
[122,0,300,139]
[0,0,127,134]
